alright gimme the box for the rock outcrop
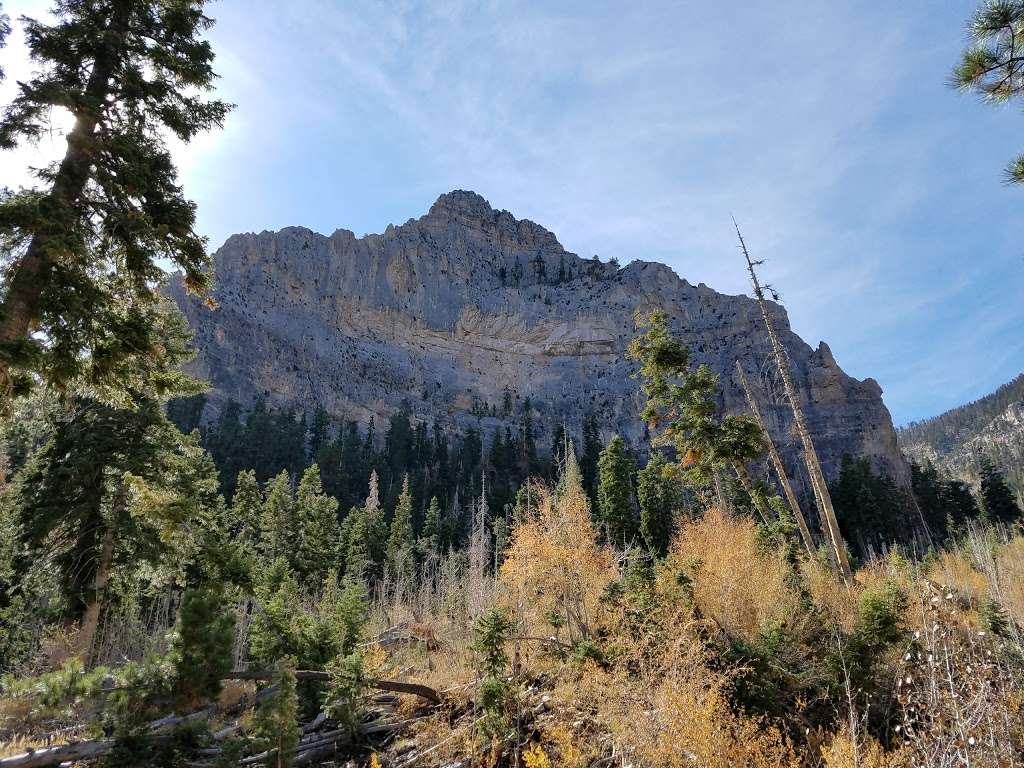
[169,190,909,487]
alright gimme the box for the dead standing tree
[733,221,853,584]
[734,360,816,558]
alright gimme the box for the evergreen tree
[386,475,415,585]
[550,422,567,468]
[581,412,602,499]
[227,469,262,543]
[979,457,1022,524]
[296,465,340,587]
[170,587,234,710]
[260,471,297,565]
[419,495,442,559]
[0,6,8,82]
[597,436,636,546]
[252,657,300,768]
[629,311,768,518]
[911,460,983,541]
[952,1,1024,182]
[345,470,386,583]
[637,452,679,556]
[166,393,207,434]
[941,479,981,530]
[521,407,539,476]
[208,399,245,496]
[385,406,413,480]
[830,456,915,557]
[14,395,227,658]
[308,406,330,458]
[0,0,230,400]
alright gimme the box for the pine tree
[953,2,1024,182]
[386,474,415,586]
[550,422,567,468]
[581,412,602,500]
[260,471,297,565]
[829,456,915,557]
[0,6,9,82]
[596,435,636,546]
[628,310,768,522]
[419,495,442,559]
[252,657,300,768]
[0,0,230,400]
[296,465,340,587]
[228,469,263,547]
[636,452,679,556]
[979,457,1022,524]
[249,557,303,666]
[521,407,539,476]
[345,470,386,583]
[308,406,330,458]
[14,395,226,659]
[170,587,235,711]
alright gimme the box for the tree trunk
[732,463,770,526]
[712,466,730,513]
[77,517,116,665]
[0,0,132,394]
[734,360,817,558]
[734,222,853,584]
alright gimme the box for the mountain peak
[428,189,495,219]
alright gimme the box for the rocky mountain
[899,373,1024,499]
[169,190,908,489]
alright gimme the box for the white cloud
[1,0,1021,423]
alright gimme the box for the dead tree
[734,360,816,557]
[734,222,853,583]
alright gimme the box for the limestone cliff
[169,190,909,488]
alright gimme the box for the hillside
[899,373,1024,498]
[169,190,908,487]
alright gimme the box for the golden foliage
[522,743,551,768]
[821,726,906,768]
[499,479,617,644]
[669,505,801,643]
[579,633,798,768]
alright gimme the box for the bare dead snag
[734,360,816,557]
[733,221,853,584]
[731,463,771,526]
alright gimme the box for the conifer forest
[1,1,1023,767]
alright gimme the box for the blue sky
[2,1,1022,425]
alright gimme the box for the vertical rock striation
[169,190,908,487]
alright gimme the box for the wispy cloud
[1,0,1021,424]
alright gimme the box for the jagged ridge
[169,190,908,489]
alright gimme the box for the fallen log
[221,670,442,705]
[0,739,117,768]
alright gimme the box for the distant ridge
[899,373,1024,498]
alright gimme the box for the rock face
[169,190,908,488]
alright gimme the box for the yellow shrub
[821,726,906,768]
[522,743,551,768]
[669,506,801,643]
[580,631,797,768]
[499,479,617,645]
